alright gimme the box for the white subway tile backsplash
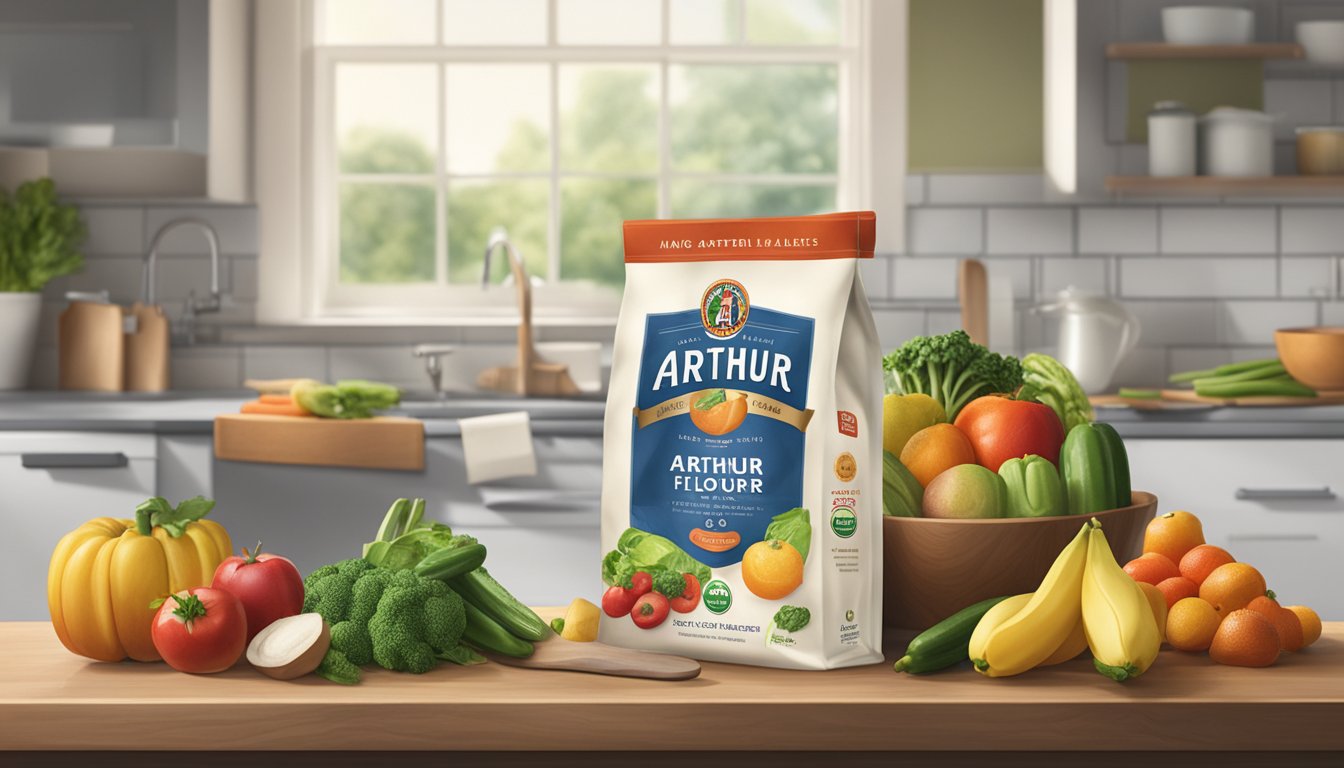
[1217,301,1319,344]
[926,174,1046,205]
[907,208,982,255]
[904,175,926,206]
[155,257,218,306]
[892,257,958,300]
[1264,79,1334,141]
[984,258,1033,299]
[1078,208,1157,254]
[1322,301,1344,325]
[1121,257,1277,298]
[925,309,962,335]
[144,206,259,256]
[43,256,143,304]
[986,208,1073,255]
[1280,257,1336,298]
[871,309,925,350]
[229,257,258,301]
[1228,346,1280,364]
[859,254,891,299]
[80,206,144,255]
[171,346,242,390]
[1040,257,1108,295]
[328,345,426,391]
[1160,208,1277,254]
[1110,346,1168,389]
[1124,300,1219,345]
[242,345,327,382]
[1280,208,1344,254]
[1167,347,1232,378]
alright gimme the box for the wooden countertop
[2,620,1341,753]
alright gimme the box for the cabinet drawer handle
[21,452,129,469]
[1226,533,1320,543]
[1235,487,1335,501]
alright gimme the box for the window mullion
[436,62,448,287]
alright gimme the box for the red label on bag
[837,410,858,438]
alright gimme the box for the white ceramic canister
[1199,107,1274,177]
[1148,101,1196,177]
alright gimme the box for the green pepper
[1061,422,1131,515]
[998,455,1066,518]
[883,450,923,517]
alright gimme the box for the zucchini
[892,595,1009,674]
[413,543,488,582]
[451,568,549,642]
[462,601,534,658]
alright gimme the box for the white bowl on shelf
[1162,6,1254,45]
[1298,20,1344,65]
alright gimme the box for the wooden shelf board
[1106,175,1344,197]
[1106,42,1304,60]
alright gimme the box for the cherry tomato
[211,542,304,641]
[670,573,701,614]
[631,593,670,629]
[601,585,637,618]
[629,571,653,597]
[151,588,247,674]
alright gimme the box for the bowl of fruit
[880,334,1157,630]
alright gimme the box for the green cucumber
[462,601,535,658]
[412,543,488,582]
[450,568,549,642]
[892,595,1009,674]
[1091,422,1131,509]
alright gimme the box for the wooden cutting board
[484,635,701,681]
[213,413,425,470]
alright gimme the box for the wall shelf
[1106,175,1344,197]
[1106,43,1304,60]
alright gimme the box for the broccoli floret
[773,605,811,633]
[315,649,361,685]
[882,330,1023,420]
[651,570,687,598]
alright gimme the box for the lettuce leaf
[602,528,711,587]
[764,507,811,562]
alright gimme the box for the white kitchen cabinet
[0,432,157,620]
[1126,439,1344,620]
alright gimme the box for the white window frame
[254,0,903,326]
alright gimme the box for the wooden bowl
[882,491,1158,630]
[1276,327,1344,390]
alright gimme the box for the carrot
[259,393,296,406]
[240,400,311,417]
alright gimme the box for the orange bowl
[1275,327,1344,391]
[882,491,1157,630]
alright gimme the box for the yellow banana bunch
[970,522,1090,677]
[1082,518,1162,682]
[1044,617,1089,666]
[969,595,1091,672]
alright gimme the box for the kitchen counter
[1,620,1340,763]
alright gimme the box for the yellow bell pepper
[47,497,231,662]
[559,597,600,643]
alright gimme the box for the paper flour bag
[599,211,883,669]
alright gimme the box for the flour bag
[600,211,883,669]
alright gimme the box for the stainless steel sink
[387,396,606,421]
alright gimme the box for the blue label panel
[630,306,814,568]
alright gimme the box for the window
[310,0,866,318]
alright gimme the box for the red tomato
[629,571,653,598]
[954,395,1065,473]
[211,543,305,640]
[670,573,701,614]
[601,585,638,618]
[151,588,247,674]
[631,593,670,629]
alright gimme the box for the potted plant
[0,178,86,389]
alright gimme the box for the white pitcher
[1034,287,1141,394]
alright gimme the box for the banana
[1082,518,1162,682]
[1041,617,1089,666]
[967,593,1031,662]
[972,522,1090,677]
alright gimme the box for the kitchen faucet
[142,218,223,345]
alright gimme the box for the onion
[246,613,330,680]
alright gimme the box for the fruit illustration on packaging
[1178,544,1236,587]
[1155,575,1199,610]
[1143,511,1205,566]
[1286,605,1322,648]
[1122,552,1180,586]
[741,539,804,600]
[970,522,1089,678]
[1166,597,1220,652]
[1199,562,1267,616]
[1210,609,1280,668]
[688,388,748,436]
[48,497,232,662]
[882,393,946,456]
[1246,592,1304,652]
[921,463,1007,519]
[899,423,976,488]
[1082,519,1162,682]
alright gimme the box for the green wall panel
[1125,60,1263,143]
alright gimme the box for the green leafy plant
[0,178,86,292]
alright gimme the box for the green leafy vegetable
[763,507,811,562]
[882,330,1023,420]
[291,378,402,419]
[652,570,688,598]
[693,388,727,411]
[882,452,922,517]
[1020,353,1094,432]
[0,178,86,292]
[773,605,811,632]
[601,528,711,588]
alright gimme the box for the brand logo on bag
[700,279,749,338]
[703,579,733,614]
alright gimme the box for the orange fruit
[688,389,748,436]
[1156,575,1199,610]
[1199,563,1267,616]
[1123,552,1180,586]
[1166,597,1220,652]
[1178,544,1236,587]
[1210,609,1280,668]
[741,539,804,600]
[1246,593,1304,652]
[1143,511,1205,566]
[899,423,977,488]
[1139,582,1168,640]
[1285,605,1322,648]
